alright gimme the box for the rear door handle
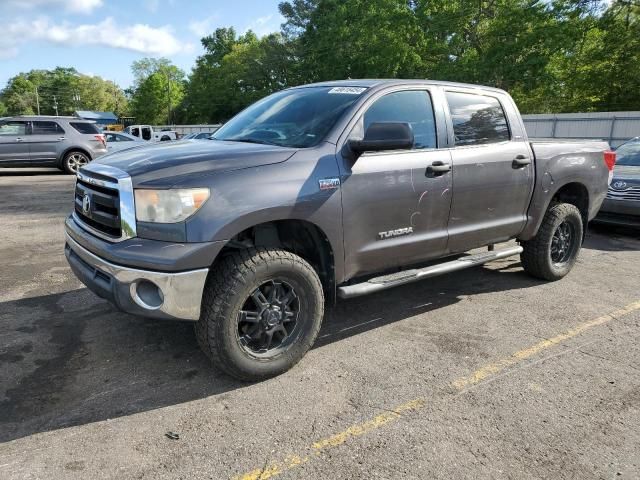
[58,137,66,141]
[512,155,531,168]
[15,137,24,142]
[427,161,452,175]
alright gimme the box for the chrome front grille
[75,177,120,236]
[73,165,137,242]
[606,185,640,202]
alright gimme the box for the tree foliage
[178,0,640,121]
[182,28,296,123]
[0,67,128,117]
[2,0,638,123]
[129,58,186,125]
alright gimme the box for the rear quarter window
[70,122,100,134]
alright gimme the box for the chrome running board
[337,245,523,299]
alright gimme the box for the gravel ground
[0,169,639,480]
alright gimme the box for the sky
[0,0,284,89]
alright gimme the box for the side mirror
[348,122,414,154]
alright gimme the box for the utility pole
[166,71,172,125]
[112,81,119,116]
[53,95,59,116]
[35,87,40,115]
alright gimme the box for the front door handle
[15,137,24,142]
[427,161,452,176]
[512,155,531,168]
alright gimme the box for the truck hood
[94,139,297,187]
[612,165,640,179]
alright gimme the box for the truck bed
[518,138,611,241]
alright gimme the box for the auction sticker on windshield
[328,87,367,94]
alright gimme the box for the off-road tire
[520,202,583,281]
[195,248,324,381]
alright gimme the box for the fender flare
[519,181,590,241]
[58,146,92,166]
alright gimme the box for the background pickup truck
[65,79,614,381]
[123,124,177,142]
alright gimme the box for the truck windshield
[616,140,640,166]
[212,86,366,148]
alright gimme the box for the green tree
[182,29,295,123]
[281,0,425,82]
[0,67,128,116]
[278,0,635,114]
[545,0,640,112]
[76,76,129,116]
[129,58,185,124]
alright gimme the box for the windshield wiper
[222,138,281,147]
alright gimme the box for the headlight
[135,188,210,223]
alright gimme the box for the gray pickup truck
[65,80,614,380]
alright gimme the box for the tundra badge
[378,227,414,240]
[319,178,340,191]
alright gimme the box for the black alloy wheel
[236,280,300,357]
[550,220,576,266]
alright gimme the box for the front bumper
[594,199,640,227]
[65,233,209,321]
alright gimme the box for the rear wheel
[196,248,324,381]
[520,203,583,280]
[62,150,90,174]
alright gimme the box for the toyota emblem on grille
[82,194,91,214]
[612,181,627,190]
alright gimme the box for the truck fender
[199,207,344,291]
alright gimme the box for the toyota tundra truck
[64,80,615,381]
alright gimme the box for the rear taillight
[604,150,616,171]
[95,134,106,148]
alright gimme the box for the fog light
[132,280,164,310]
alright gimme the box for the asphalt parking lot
[1,169,639,480]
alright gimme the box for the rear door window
[70,122,100,134]
[0,121,27,136]
[141,127,152,140]
[445,91,510,146]
[361,90,437,149]
[32,121,65,135]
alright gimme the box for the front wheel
[196,248,324,381]
[520,203,583,281]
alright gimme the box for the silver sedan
[104,131,146,153]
